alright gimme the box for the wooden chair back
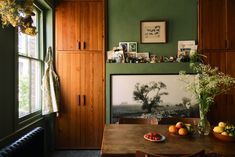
[158,117,200,125]
[119,117,158,125]
[136,150,205,157]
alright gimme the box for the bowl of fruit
[144,132,166,142]
[168,122,194,136]
[213,122,235,142]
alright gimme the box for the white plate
[144,133,166,142]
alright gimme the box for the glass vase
[197,103,211,135]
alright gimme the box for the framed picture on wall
[140,20,167,43]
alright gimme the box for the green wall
[0,0,55,154]
[108,0,198,56]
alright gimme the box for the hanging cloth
[41,47,60,116]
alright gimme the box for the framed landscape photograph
[140,20,167,43]
[110,74,199,123]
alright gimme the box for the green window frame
[17,6,44,122]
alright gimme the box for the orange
[168,125,178,134]
[178,128,188,136]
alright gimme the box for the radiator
[0,127,44,157]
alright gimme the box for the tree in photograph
[133,81,168,113]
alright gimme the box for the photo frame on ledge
[140,20,167,43]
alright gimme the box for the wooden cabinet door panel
[226,52,235,123]
[199,0,226,49]
[227,0,235,50]
[56,53,82,148]
[80,52,104,148]
[56,2,80,51]
[80,2,103,51]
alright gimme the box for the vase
[197,102,211,135]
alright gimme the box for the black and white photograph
[111,74,199,123]
[140,20,167,43]
[128,42,137,52]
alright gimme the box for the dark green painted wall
[0,25,15,139]
[108,0,198,56]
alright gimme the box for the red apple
[176,122,184,129]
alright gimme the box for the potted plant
[180,63,235,135]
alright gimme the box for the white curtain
[41,47,60,115]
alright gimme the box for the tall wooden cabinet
[199,0,235,124]
[55,0,104,149]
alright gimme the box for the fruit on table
[213,121,235,137]
[213,126,224,133]
[144,132,162,141]
[178,128,188,136]
[218,122,226,128]
[168,121,192,136]
[176,122,184,129]
[168,125,178,134]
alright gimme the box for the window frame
[16,4,45,126]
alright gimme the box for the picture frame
[119,42,137,52]
[136,52,149,60]
[140,20,167,43]
[110,74,199,123]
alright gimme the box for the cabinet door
[203,51,227,124]
[199,0,226,49]
[80,52,104,148]
[56,2,80,51]
[226,52,235,123]
[227,0,235,50]
[55,53,82,148]
[80,2,103,51]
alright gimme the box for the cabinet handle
[83,95,86,106]
[83,42,86,49]
[77,95,80,106]
[78,41,81,50]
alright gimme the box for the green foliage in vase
[0,0,36,36]
[180,63,235,113]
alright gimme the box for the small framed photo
[140,20,167,43]
[119,42,128,53]
[128,42,137,52]
[119,42,137,52]
[136,52,149,60]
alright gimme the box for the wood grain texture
[101,124,235,157]
[199,0,226,50]
[56,2,79,51]
[55,52,104,149]
[227,0,235,50]
[119,118,158,125]
[158,117,199,125]
[56,1,103,51]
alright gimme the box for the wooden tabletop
[101,124,235,157]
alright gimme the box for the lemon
[213,126,224,133]
[221,131,228,136]
[218,122,226,128]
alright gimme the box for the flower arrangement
[0,0,36,36]
[180,63,235,135]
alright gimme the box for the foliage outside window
[18,7,42,118]
[0,0,37,35]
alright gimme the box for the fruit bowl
[213,132,235,142]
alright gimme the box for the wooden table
[101,124,235,157]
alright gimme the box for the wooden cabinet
[199,0,235,124]
[55,52,104,149]
[56,1,103,51]
[55,0,104,149]
[199,0,235,50]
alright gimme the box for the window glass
[18,8,43,118]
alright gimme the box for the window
[18,7,43,119]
